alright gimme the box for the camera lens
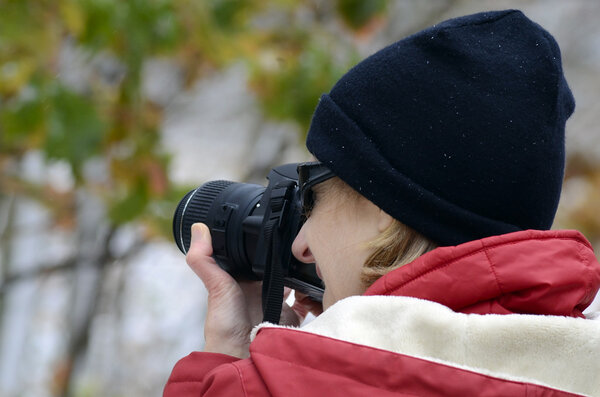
[173,180,232,254]
[172,180,265,279]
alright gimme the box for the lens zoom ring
[178,180,234,253]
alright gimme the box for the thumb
[189,223,213,256]
[186,223,234,292]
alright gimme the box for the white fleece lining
[252,296,600,396]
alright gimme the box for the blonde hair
[361,219,437,287]
[325,177,437,288]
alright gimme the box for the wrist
[204,336,250,359]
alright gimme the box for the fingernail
[191,223,206,242]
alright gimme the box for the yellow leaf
[60,1,85,37]
[0,59,35,96]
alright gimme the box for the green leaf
[210,0,250,30]
[336,0,388,30]
[108,180,149,224]
[0,94,45,151]
[251,39,359,133]
[45,87,105,178]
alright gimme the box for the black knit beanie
[306,9,575,247]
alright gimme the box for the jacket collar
[253,295,600,396]
[364,230,600,317]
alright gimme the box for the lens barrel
[172,180,265,279]
[173,180,233,254]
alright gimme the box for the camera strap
[261,218,284,324]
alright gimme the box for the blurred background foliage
[0,1,390,395]
[1,1,599,396]
[1,0,385,238]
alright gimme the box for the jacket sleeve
[163,352,244,396]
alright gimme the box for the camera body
[173,163,324,302]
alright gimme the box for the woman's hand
[186,223,262,358]
[292,291,324,318]
[186,223,311,359]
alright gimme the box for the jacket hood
[364,229,600,317]
[251,231,600,396]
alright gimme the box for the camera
[172,163,324,311]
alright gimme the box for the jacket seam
[232,361,249,397]
[575,240,594,310]
[251,350,421,396]
[483,244,505,296]
[167,380,205,384]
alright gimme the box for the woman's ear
[377,209,394,232]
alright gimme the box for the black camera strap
[261,218,284,324]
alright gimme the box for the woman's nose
[291,226,314,264]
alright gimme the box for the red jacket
[164,230,600,396]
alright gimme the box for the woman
[164,10,600,396]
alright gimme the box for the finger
[239,281,264,326]
[283,287,292,301]
[294,292,324,316]
[186,223,236,293]
[280,302,303,327]
[188,223,213,257]
[291,300,309,319]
